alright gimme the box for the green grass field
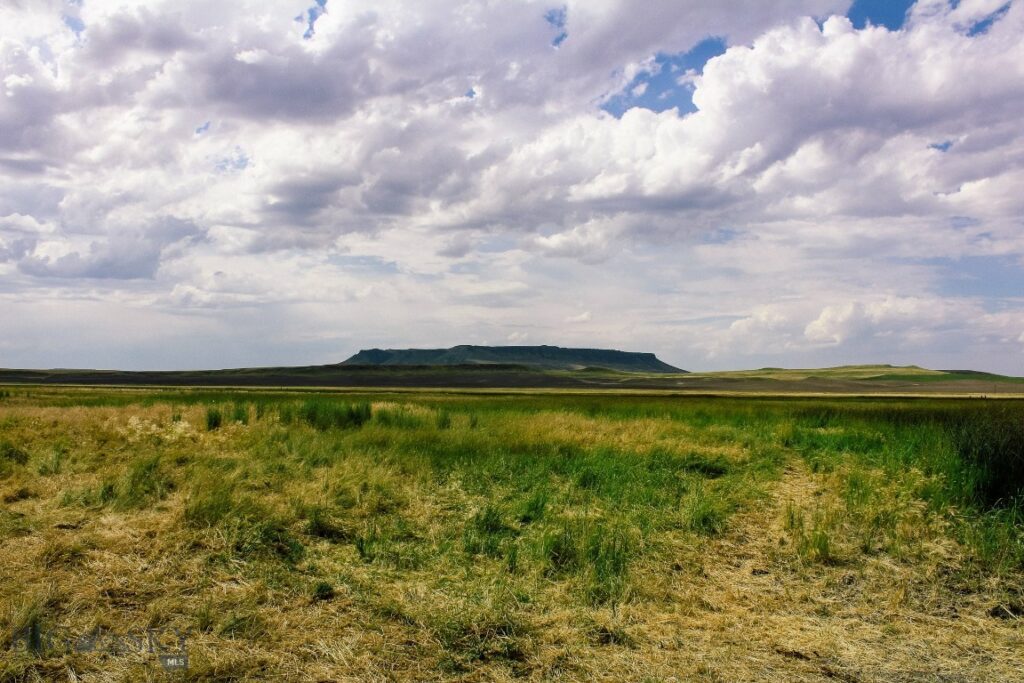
[1,387,1022,681]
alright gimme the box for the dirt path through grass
[640,459,1024,682]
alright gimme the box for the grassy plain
[1,387,1022,681]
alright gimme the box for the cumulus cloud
[803,298,953,346]
[0,0,1022,372]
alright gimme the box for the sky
[1,0,1023,374]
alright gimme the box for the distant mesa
[341,345,685,373]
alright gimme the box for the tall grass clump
[785,502,837,565]
[463,505,515,558]
[797,402,1024,511]
[353,519,426,569]
[296,503,351,542]
[277,402,296,425]
[784,402,1024,569]
[0,440,28,478]
[206,406,223,431]
[428,590,532,671]
[36,448,65,476]
[680,482,730,536]
[373,405,424,429]
[231,402,250,425]
[537,520,636,606]
[539,523,582,575]
[962,503,1024,573]
[517,490,548,524]
[942,405,1024,508]
[299,399,371,431]
[583,525,635,606]
[115,455,174,508]
[0,440,29,466]
[184,481,304,562]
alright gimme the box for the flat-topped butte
[342,344,683,373]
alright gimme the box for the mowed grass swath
[1,388,1023,681]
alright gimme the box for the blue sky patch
[296,0,328,40]
[847,0,915,30]
[328,254,400,274]
[215,148,250,173]
[967,2,1011,36]
[601,37,727,118]
[930,140,953,152]
[950,216,980,229]
[545,7,567,47]
[926,255,1024,299]
[62,14,85,36]
[703,228,742,245]
[449,261,481,275]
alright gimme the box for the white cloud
[805,303,864,345]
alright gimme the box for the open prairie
[2,387,1022,682]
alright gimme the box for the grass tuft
[206,406,223,431]
[680,483,730,536]
[302,505,352,542]
[116,454,174,508]
[0,440,28,466]
[312,581,335,602]
[298,399,372,431]
[785,502,838,565]
[231,402,250,425]
[517,490,548,524]
[219,611,267,640]
[429,591,532,670]
[583,524,634,606]
[464,505,515,558]
[185,482,304,562]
